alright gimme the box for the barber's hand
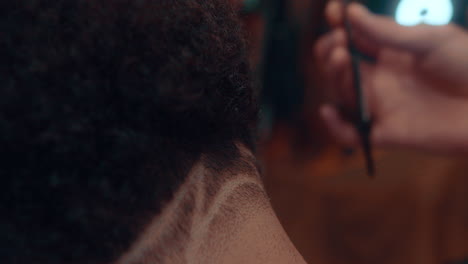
[315,1,468,154]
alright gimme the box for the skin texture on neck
[117,145,306,264]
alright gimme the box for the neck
[117,145,305,264]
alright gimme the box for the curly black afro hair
[0,0,257,263]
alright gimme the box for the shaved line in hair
[117,143,267,264]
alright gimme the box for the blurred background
[233,0,468,263]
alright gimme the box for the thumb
[347,3,439,53]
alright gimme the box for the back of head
[0,0,257,263]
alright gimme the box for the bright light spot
[396,0,454,26]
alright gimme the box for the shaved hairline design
[117,144,266,264]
